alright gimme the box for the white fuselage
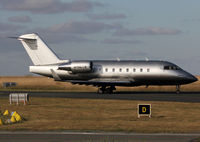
[29,60,197,86]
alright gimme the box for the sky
[0,0,200,75]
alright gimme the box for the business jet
[15,33,197,93]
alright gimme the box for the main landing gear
[97,86,116,94]
[176,85,180,94]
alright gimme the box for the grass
[0,76,96,92]
[0,76,200,92]
[0,97,200,133]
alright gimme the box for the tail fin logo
[24,39,37,50]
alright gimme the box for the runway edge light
[3,110,9,116]
[12,111,17,117]
[11,116,16,123]
[15,114,22,122]
[0,118,3,125]
[12,111,22,122]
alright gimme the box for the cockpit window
[164,66,170,70]
[164,66,180,70]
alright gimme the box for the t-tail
[18,33,68,65]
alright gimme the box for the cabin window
[140,68,143,72]
[112,68,115,72]
[147,68,150,72]
[119,68,122,72]
[126,68,129,72]
[133,68,136,72]
[105,68,108,72]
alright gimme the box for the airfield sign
[138,104,151,118]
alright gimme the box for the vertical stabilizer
[18,33,62,65]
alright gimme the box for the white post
[24,94,26,105]
[17,94,19,105]
[9,94,12,105]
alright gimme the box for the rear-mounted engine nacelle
[58,61,93,73]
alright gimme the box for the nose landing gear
[176,85,180,94]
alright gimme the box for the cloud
[0,25,24,53]
[8,15,32,23]
[87,13,126,20]
[102,38,141,44]
[39,33,95,44]
[0,51,31,75]
[35,21,117,34]
[0,34,22,53]
[26,20,122,43]
[114,27,182,36]
[181,18,200,22]
[0,0,104,14]
[0,22,23,32]
[19,20,122,44]
[0,23,23,50]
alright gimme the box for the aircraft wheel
[105,87,113,94]
[106,86,116,94]
[97,86,115,94]
[97,86,105,94]
[97,88,101,94]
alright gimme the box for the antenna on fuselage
[116,57,120,61]
[145,57,149,61]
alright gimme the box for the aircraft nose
[189,75,198,82]
[178,73,197,83]
[184,74,198,83]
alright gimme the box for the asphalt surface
[1,91,200,102]
[0,91,200,142]
[0,132,199,142]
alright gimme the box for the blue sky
[0,0,200,75]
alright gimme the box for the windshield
[164,66,180,70]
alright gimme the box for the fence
[9,93,29,105]
[2,82,17,88]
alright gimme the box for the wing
[68,78,135,87]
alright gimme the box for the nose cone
[178,71,198,84]
[183,74,198,83]
[189,75,198,83]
